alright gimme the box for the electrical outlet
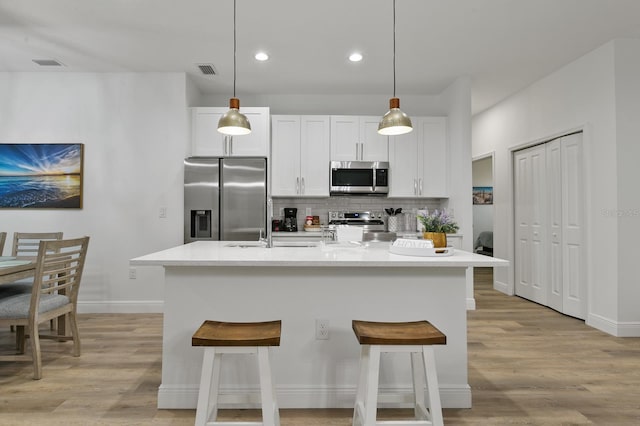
[129,267,137,279]
[316,319,329,340]
[159,207,167,218]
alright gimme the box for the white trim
[587,313,640,337]
[77,300,164,314]
[494,279,511,295]
[157,384,471,410]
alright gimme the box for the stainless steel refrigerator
[184,157,267,243]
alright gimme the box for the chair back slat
[12,232,63,257]
[32,237,90,304]
[0,232,6,255]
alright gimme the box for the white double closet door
[514,132,585,319]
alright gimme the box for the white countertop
[131,240,508,268]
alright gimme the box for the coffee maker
[283,207,298,232]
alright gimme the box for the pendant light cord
[233,0,237,98]
[393,0,396,98]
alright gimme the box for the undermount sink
[225,242,267,248]
[272,241,319,248]
[225,241,319,248]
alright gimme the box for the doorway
[472,154,494,256]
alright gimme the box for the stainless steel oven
[330,161,389,196]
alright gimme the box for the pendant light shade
[378,0,412,136]
[378,97,412,136]
[218,97,251,135]
[218,0,251,136]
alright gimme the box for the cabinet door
[271,115,301,196]
[417,117,448,197]
[330,116,359,161]
[360,116,389,161]
[191,107,269,157]
[227,107,270,157]
[388,129,419,197]
[300,116,330,196]
[191,108,226,156]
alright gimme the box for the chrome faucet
[259,197,274,248]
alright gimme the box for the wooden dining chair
[0,232,6,255]
[0,236,90,379]
[4,232,64,331]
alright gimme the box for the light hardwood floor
[1,268,639,425]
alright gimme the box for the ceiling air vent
[32,59,65,67]
[197,64,217,75]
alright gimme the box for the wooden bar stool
[351,320,447,426]
[192,320,282,426]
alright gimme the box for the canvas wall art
[0,143,84,209]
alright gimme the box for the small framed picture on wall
[473,186,493,205]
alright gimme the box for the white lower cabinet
[191,107,270,157]
[271,115,330,196]
[389,117,448,198]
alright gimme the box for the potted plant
[417,209,459,248]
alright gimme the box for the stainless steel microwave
[330,161,389,195]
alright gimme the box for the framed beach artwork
[0,143,84,209]
[473,186,493,205]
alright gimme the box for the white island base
[130,241,507,409]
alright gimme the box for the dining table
[0,256,68,335]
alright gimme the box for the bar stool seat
[192,320,282,426]
[352,320,447,426]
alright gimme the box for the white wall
[614,40,640,325]
[473,39,640,336]
[0,72,190,312]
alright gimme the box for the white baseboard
[494,279,512,295]
[466,297,476,310]
[157,384,472,410]
[587,313,640,337]
[77,300,164,314]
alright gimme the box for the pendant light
[218,0,251,135]
[378,0,413,136]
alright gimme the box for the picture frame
[473,186,493,205]
[0,143,84,209]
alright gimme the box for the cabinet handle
[301,177,305,194]
[414,179,417,195]
[360,143,364,160]
[296,177,300,194]
[355,143,359,160]
[419,178,423,195]
[230,137,233,155]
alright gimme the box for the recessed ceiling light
[349,52,363,62]
[255,52,269,61]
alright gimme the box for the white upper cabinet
[330,116,388,161]
[191,107,270,157]
[271,115,330,197]
[389,117,448,198]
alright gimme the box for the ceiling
[2,0,640,114]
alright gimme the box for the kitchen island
[130,241,507,409]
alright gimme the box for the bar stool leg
[362,345,381,426]
[422,346,444,426]
[353,345,370,426]
[410,350,429,421]
[257,347,280,426]
[195,347,218,426]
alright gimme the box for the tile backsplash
[272,197,449,231]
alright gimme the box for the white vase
[387,216,399,232]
